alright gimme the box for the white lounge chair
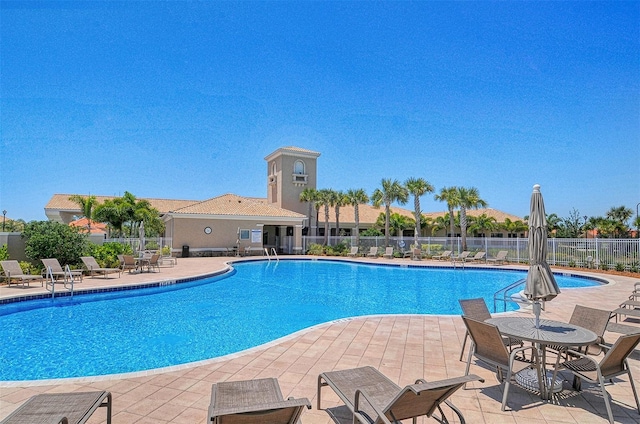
[366,247,378,258]
[487,250,509,265]
[81,256,121,279]
[347,246,359,257]
[382,247,394,259]
[432,250,452,261]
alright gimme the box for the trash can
[181,245,189,258]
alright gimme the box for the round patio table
[486,316,597,399]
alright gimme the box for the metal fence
[302,236,640,270]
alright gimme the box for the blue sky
[1,1,638,223]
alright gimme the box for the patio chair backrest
[81,256,100,269]
[599,332,640,377]
[385,247,393,255]
[569,305,611,342]
[462,316,510,367]
[459,298,492,322]
[41,258,64,272]
[381,379,468,423]
[496,251,508,259]
[0,260,24,276]
[369,247,377,255]
[473,252,486,259]
[350,246,358,254]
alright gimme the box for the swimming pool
[0,260,602,381]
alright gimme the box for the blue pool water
[0,260,601,381]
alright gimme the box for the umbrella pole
[533,301,542,328]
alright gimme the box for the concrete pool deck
[1,256,639,423]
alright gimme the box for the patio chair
[80,256,121,279]
[347,246,359,257]
[1,390,112,424]
[366,247,378,258]
[208,377,311,424]
[487,250,508,265]
[464,251,486,262]
[0,260,43,287]
[432,250,452,261]
[318,365,483,424]
[458,298,523,361]
[382,246,394,259]
[462,316,538,411]
[41,258,83,282]
[547,305,612,358]
[118,255,137,273]
[560,332,640,424]
[147,254,161,272]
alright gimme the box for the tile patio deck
[1,256,639,423]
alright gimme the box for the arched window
[271,163,277,175]
[294,160,305,175]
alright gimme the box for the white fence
[103,237,173,254]
[302,236,640,271]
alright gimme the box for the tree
[545,213,562,237]
[22,221,87,267]
[430,215,448,236]
[405,177,434,249]
[389,213,414,237]
[331,190,349,238]
[468,213,497,236]
[434,186,459,248]
[456,187,487,251]
[372,179,409,247]
[557,208,584,238]
[93,197,133,237]
[299,188,318,235]
[606,206,633,237]
[316,189,333,245]
[502,218,528,238]
[68,194,98,233]
[345,188,369,246]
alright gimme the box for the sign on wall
[251,229,262,243]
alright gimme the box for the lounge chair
[208,377,311,424]
[560,332,640,424]
[403,247,422,260]
[366,247,378,258]
[432,250,452,261]
[487,250,508,265]
[382,246,394,259]
[80,256,121,279]
[462,316,538,411]
[0,260,43,287]
[41,258,83,282]
[318,366,483,424]
[464,251,486,262]
[347,246,359,257]
[451,251,471,263]
[1,390,112,424]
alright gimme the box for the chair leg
[459,331,469,362]
[627,369,640,414]
[598,374,615,424]
[501,369,512,411]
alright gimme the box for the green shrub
[87,242,133,268]
[307,243,325,255]
[161,245,171,256]
[615,262,626,272]
[0,244,8,261]
[361,228,383,236]
[630,261,639,273]
[326,242,348,256]
[568,260,576,268]
[599,261,609,271]
[22,221,87,268]
[19,261,39,275]
[145,241,159,250]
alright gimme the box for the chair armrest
[354,389,393,424]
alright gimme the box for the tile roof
[172,193,306,218]
[45,194,198,214]
[330,205,523,225]
[68,218,108,234]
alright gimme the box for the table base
[515,368,563,395]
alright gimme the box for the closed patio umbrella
[523,184,560,328]
[139,221,145,253]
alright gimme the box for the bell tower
[265,146,320,217]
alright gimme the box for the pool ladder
[45,265,75,299]
[264,248,279,262]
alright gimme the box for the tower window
[294,160,305,175]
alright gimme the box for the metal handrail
[270,248,279,262]
[493,278,526,313]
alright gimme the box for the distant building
[44,146,524,254]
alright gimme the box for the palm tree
[456,187,487,251]
[468,213,497,236]
[405,177,434,249]
[345,188,369,246]
[316,189,333,245]
[299,188,318,235]
[434,186,459,248]
[606,206,633,225]
[372,179,409,247]
[68,194,98,233]
[388,213,414,237]
[545,213,562,237]
[502,218,528,238]
[430,215,448,236]
[331,190,349,238]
